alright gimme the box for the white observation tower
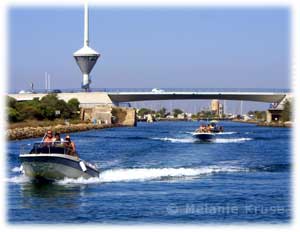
[73,1,100,92]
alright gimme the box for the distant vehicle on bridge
[18,90,36,94]
[151,88,165,93]
[48,89,62,94]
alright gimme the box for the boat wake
[6,166,247,184]
[151,137,252,143]
[217,132,237,135]
[7,162,288,185]
[214,138,253,143]
[11,166,22,172]
[6,174,30,184]
[151,137,196,143]
[56,166,246,184]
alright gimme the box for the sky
[8,6,290,113]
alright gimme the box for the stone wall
[112,107,136,126]
[81,105,136,126]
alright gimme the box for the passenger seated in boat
[43,130,54,143]
[200,124,206,132]
[196,124,212,133]
[200,125,208,133]
[208,124,214,132]
[64,135,77,157]
[54,132,64,145]
[196,124,204,133]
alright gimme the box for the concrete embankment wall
[7,123,121,140]
[81,106,136,127]
[122,108,136,126]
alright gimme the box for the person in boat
[208,124,214,132]
[219,126,224,132]
[64,135,77,157]
[196,124,204,133]
[200,124,206,132]
[54,132,64,145]
[43,130,54,143]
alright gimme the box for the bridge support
[266,94,292,123]
[266,109,282,123]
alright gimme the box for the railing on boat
[20,142,75,156]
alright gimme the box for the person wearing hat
[64,135,77,156]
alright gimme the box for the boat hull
[193,133,216,142]
[19,154,99,182]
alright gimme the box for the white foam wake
[151,137,252,144]
[11,166,22,172]
[215,138,253,143]
[6,175,30,183]
[57,166,246,185]
[151,137,196,143]
[217,132,237,135]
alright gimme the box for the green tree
[14,99,44,121]
[67,98,80,118]
[254,111,266,121]
[138,108,154,117]
[197,110,214,119]
[7,94,81,123]
[57,99,72,119]
[7,96,17,108]
[21,104,43,120]
[39,94,65,120]
[68,98,80,112]
[157,107,167,117]
[7,107,21,122]
[173,108,183,117]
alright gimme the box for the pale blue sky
[8,6,290,113]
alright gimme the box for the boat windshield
[25,142,73,155]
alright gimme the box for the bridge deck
[8,91,288,104]
[108,92,287,103]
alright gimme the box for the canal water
[7,121,291,224]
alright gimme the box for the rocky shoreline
[7,123,122,141]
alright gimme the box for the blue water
[7,121,291,224]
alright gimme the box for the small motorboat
[192,132,216,142]
[193,121,223,142]
[19,142,100,182]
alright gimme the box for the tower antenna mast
[73,0,100,92]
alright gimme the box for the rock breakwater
[7,123,120,140]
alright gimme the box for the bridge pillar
[266,109,283,123]
[266,110,272,123]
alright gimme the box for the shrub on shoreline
[7,94,80,123]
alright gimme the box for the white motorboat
[19,142,100,182]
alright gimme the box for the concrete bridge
[8,90,291,123]
[8,91,289,105]
[108,91,287,103]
